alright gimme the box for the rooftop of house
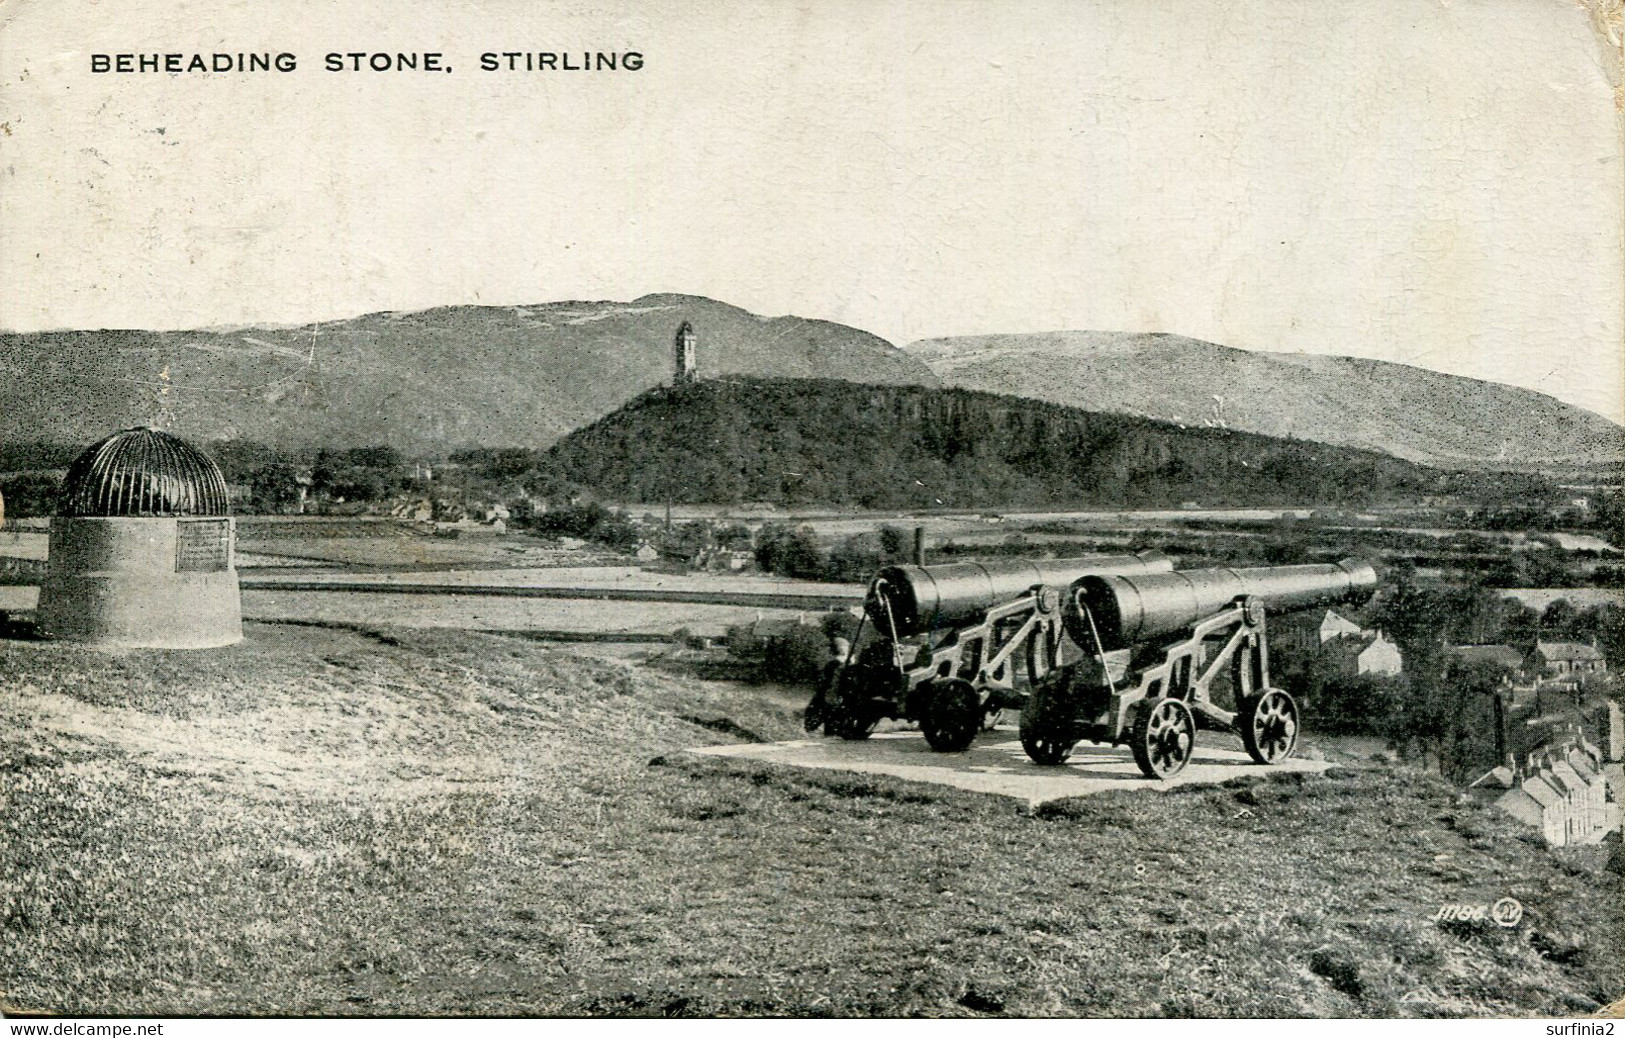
[1535,641,1605,663]
[1520,774,1566,807]
[1469,764,1516,790]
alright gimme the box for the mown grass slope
[2,623,1619,1017]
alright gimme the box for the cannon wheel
[921,679,982,752]
[1020,681,1076,765]
[1130,697,1196,779]
[1238,688,1298,765]
[830,703,879,740]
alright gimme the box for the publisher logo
[1490,897,1523,928]
[1432,897,1522,928]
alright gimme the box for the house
[1323,629,1404,678]
[1355,631,1403,676]
[1608,701,1623,761]
[1275,608,1364,654]
[1547,759,1593,843]
[692,547,755,573]
[1319,609,1364,643]
[725,613,816,660]
[1468,763,1516,795]
[633,542,660,562]
[1497,772,1568,846]
[1565,748,1615,841]
[1532,641,1607,677]
[1481,738,1619,846]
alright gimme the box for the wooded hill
[540,378,1555,509]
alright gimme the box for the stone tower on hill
[674,321,697,385]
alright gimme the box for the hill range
[2,297,1619,473]
[0,295,934,453]
[906,331,1624,471]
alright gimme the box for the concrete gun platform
[690,727,1329,807]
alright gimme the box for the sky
[1,0,1621,422]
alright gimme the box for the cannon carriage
[809,552,1175,748]
[1021,560,1379,777]
[809,553,1379,777]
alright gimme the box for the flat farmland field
[237,535,621,572]
[241,590,814,638]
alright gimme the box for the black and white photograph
[1,0,1621,1023]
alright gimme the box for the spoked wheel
[1238,688,1298,765]
[1130,697,1196,779]
[921,679,982,752]
[830,705,879,740]
[1020,681,1077,765]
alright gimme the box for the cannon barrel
[1067,559,1378,652]
[868,551,1174,638]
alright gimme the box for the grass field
[2,622,1620,1017]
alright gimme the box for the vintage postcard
[1,0,1621,1023]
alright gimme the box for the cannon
[1021,559,1379,778]
[809,551,1175,748]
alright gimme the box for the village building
[1320,628,1404,677]
[1275,608,1364,653]
[1497,771,1570,846]
[1352,631,1403,676]
[692,546,755,572]
[1565,747,1610,840]
[1473,732,1620,847]
[1532,640,1607,677]
[1546,758,1593,842]
[1318,609,1364,643]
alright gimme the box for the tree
[343,446,403,470]
[1541,599,1578,636]
[715,523,754,550]
[827,532,885,582]
[0,473,61,518]
[1309,673,1409,737]
[248,464,304,514]
[754,524,829,580]
[1389,656,1510,780]
[208,440,282,483]
[879,524,911,561]
[449,447,536,482]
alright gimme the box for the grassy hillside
[0,295,935,453]
[2,623,1618,1016]
[907,331,1625,470]
[540,377,1553,509]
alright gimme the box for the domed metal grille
[61,428,231,518]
